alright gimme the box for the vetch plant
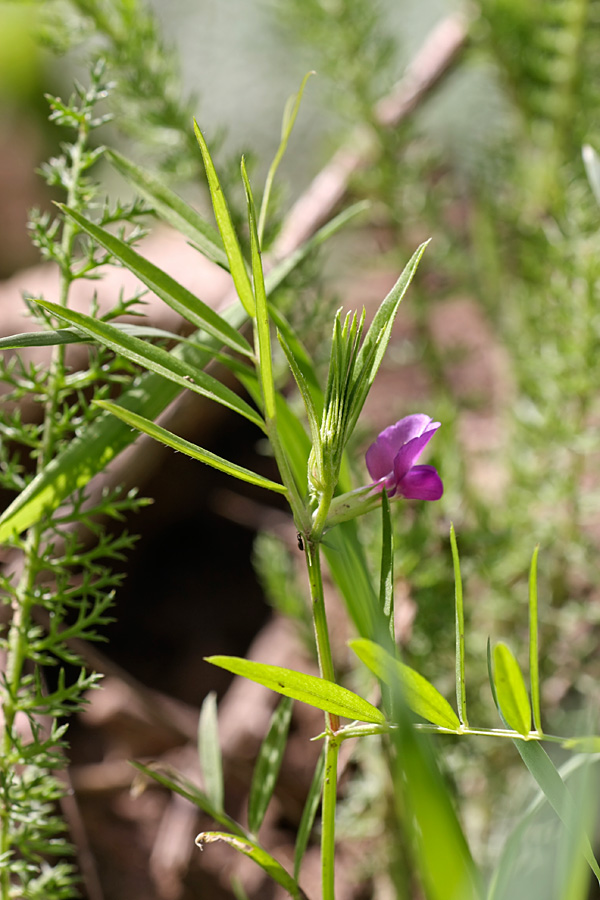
[2,37,600,900]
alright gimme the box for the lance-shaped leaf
[205,656,385,725]
[193,121,255,316]
[241,157,275,420]
[350,639,461,731]
[131,761,244,837]
[35,299,264,430]
[248,697,293,835]
[58,204,251,357]
[96,401,286,494]
[106,149,229,269]
[278,330,322,459]
[198,692,224,813]
[493,643,531,738]
[294,746,325,881]
[195,832,307,900]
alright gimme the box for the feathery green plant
[0,61,149,899]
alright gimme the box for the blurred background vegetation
[1,0,600,896]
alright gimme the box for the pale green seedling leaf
[248,697,293,835]
[195,832,306,900]
[258,70,314,244]
[96,401,285,494]
[193,121,255,316]
[493,642,531,737]
[35,299,264,430]
[58,204,252,357]
[294,746,325,881]
[205,656,385,724]
[350,639,461,731]
[198,692,224,813]
[106,149,229,269]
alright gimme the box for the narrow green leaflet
[241,157,275,420]
[35,299,264,430]
[493,643,531,738]
[198,692,224,813]
[528,545,543,733]
[350,639,461,731]
[106,149,229,269]
[195,832,307,900]
[193,121,255,316]
[96,401,286,494]
[205,656,385,725]
[450,524,468,727]
[131,761,244,837]
[278,331,322,457]
[583,144,600,209]
[294,746,325,881]
[379,492,394,644]
[247,697,293,835]
[58,204,252,357]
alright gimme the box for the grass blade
[379,491,394,643]
[59,204,252,358]
[247,697,293,835]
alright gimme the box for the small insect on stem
[297,532,304,551]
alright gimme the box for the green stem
[321,734,340,900]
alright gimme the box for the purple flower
[365,414,443,501]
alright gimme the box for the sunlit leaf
[350,639,461,731]
[205,656,385,724]
[493,643,531,737]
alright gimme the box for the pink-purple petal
[365,415,439,481]
[392,426,440,480]
[397,465,444,500]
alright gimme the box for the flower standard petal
[397,465,444,500]
[365,414,437,481]
[392,424,440,481]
